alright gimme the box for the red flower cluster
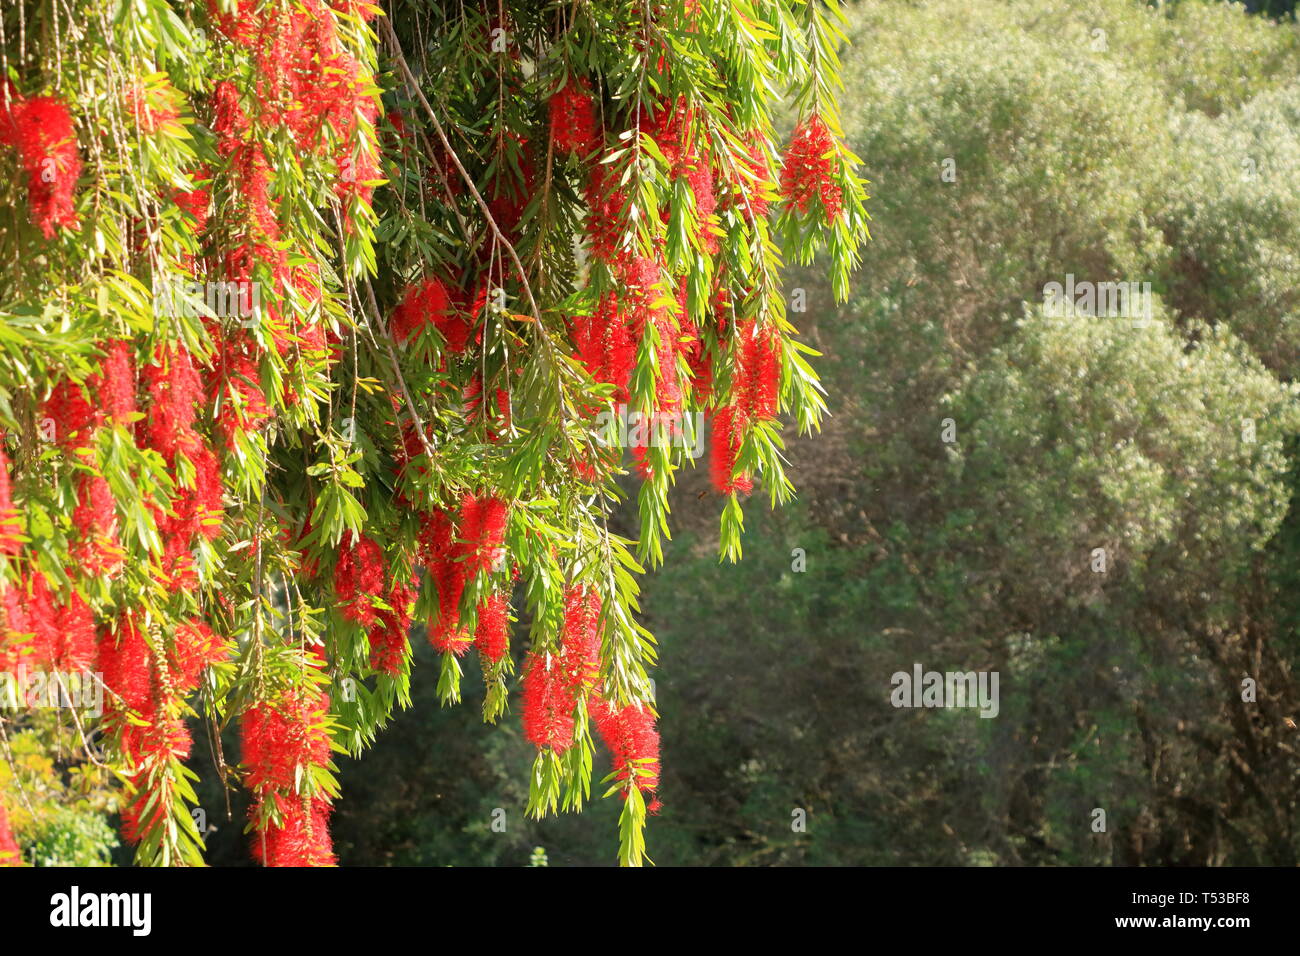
[241,688,336,866]
[521,651,576,753]
[779,114,843,222]
[334,531,387,627]
[709,320,779,495]
[251,795,337,867]
[368,574,418,677]
[142,347,224,590]
[240,689,333,793]
[390,277,472,351]
[0,802,21,866]
[93,340,138,427]
[648,98,718,254]
[168,619,227,694]
[70,473,124,578]
[421,495,508,655]
[474,591,510,665]
[0,89,81,238]
[559,586,602,692]
[550,79,601,157]
[26,573,96,673]
[591,696,661,809]
[0,450,21,556]
[42,378,98,450]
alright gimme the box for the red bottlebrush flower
[779,114,843,223]
[368,575,417,677]
[251,795,336,867]
[213,350,272,445]
[474,591,509,664]
[54,590,97,673]
[685,160,719,254]
[91,340,137,427]
[42,378,99,449]
[212,80,250,153]
[174,175,211,236]
[739,322,780,421]
[5,95,82,238]
[591,697,661,797]
[98,614,155,714]
[168,620,227,694]
[559,586,602,692]
[521,650,576,753]
[550,79,600,157]
[708,405,752,496]
[25,571,59,671]
[391,277,475,353]
[571,293,637,403]
[240,689,333,794]
[459,494,508,579]
[142,346,205,459]
[118,710,193,777]
[0,584,30,675]
[0,449,22,556]
[0,802,23,866]
[334,531,386,627]
[71,473,123,577]
[583,157,631,264]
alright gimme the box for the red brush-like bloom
[571,293,637,404]
[25,572,58,671]
[142,346,205,459]
[71,473,122,577]
[779,114,843,223]
[550,79,600,157]
[474,592,510,664]
[591,697,662,798]
[559,586,602,692]
[739,322,780,421]
[0,802,23,866]
[174,174,211,237]
[368,575,417,676]
[169,620,227,694]
[391,277,475,353]
[91,340,137,427]
[98,614,155,714]
[251,795,336,867]
[43,379,99,449]
[583,157,631,265]
[213,350,272,445]
[708,405,752,496]
[240,689,332,793]
[420,509,467,650]
[0,585,29,675]
[334,531,386,627]
[459,494,508,579]
[55,591,97,674]
[0,449,22,556]
[6,95,82,238]
[521,650,576,753]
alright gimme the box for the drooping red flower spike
[780,114,843,223]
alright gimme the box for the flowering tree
[0,0,866,867]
